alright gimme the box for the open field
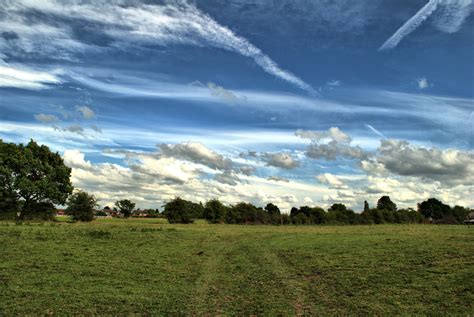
[0,219,473,315]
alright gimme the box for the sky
[0,0,473,212]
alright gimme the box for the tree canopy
[377,196,397,212]
[418,198,451,220]
[163,197,196,224]
[204,199,227,223]
[66,191,97,222]
[115,199,136,218]
[0,139,73,221]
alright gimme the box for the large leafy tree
[265,203,280,216]
[328,203,355,224]
[309,207,327,224]
[204,199,227,223]
[163,197,194,224]
[265,203,282,225]
[66,191,97,222]
[230,202,263,224]
[115,199,136,218]
[377,196,397,212]
[0,139,73,221]
[418,198,451,220]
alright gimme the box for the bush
[163,197,195,224]
[293,213,309,225]
[433,216,458,225]
[115,199,136,218]
[204,199,227,223]
[66,191,97,222]
[23,202,56,220]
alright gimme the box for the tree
[418,198,451,220]
[163,197,194,224]
[309,207,327,224]
[293,212,309,225]
[190,201,205,219]
[364,201,370,212]
[451,205,470,224]
[66,191,97,222]
[368,208,384,224]
[397,208,423,224]
[115,199,136,218]
[0,139,73,222]
[204,199,227,223]
[377,196,397,212]
[290,207,300,218]
[265,203,281,225]
[329,203,348,212]
[230,202,262,224]
[265,203,280,216]
[328,204,355,224]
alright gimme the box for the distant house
[56,209,66,216]
[464,212,474,224]
[95,206,115,218]
[132,209,149,218]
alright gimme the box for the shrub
[204,199,227,223]
[66,191,97,222]
[163,197,195,224]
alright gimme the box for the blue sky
[0,0,473,211]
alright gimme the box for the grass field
[0,219,473,315]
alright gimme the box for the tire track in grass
[186,229,249,314]
[255,233,320,316]
[189,231,317,315]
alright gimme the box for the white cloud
[296,127,368,161]
[61,145,474,211]
[0,0,315,94]
[296,127,351,143]
[34,113,59,123]
[261,152,299,169]
[215,172,241,186]
[327,80,341,87]
[53,124,86,136]
[361,139,474,185]
[158,142,233,171]
[64,149,93,170]
[90,125,102,133]
[207,82,240,104]
[316,173,347,189]
[417,77,429,89]
[62,149,327,211]
[133,156,199,184]
[431,0,474,33]
[268,176,290,182]
[76,106,95,119]
[304,197,314,204]
[0,62,61,90]
[64,125,85,135]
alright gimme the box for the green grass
[0,220,473,315]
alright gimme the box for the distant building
[465,212,474,224]
[132,209,149,218]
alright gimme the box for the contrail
[379,0,439,51]
[365,124,387,139]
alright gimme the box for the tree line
[159,195,471,225]
[1,139,472,224]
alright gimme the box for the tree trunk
[15,210,23,224]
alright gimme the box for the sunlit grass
[0,220,472,315]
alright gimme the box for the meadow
[0,219,473,315]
